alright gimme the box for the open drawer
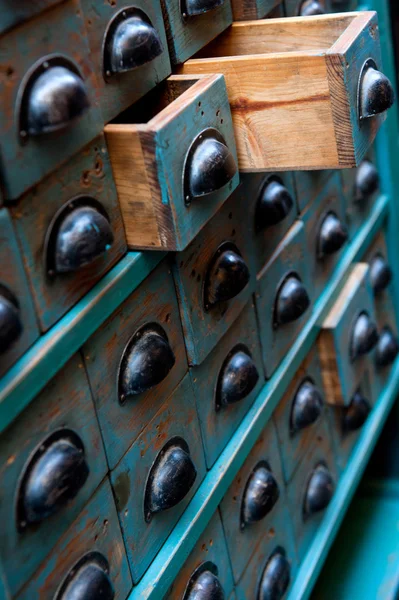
[180,12,394,171]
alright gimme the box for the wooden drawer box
[0,0,64,34]
[0,209,39,378]
[341,155,380,237]
[12,136,127,332]
[82,259,188,470]
[161,0,233,65]
[181,12,393,172]
[105,74,238,251]
[191,301,264,469]
[0,353,107,597]
[317,262,378,406]
[165,513,234,599]
[231,0,282,20]
[81,0,171,123]
[255,220,312,378]
[16,479,132,600]
[0,0,102,201]
[110,374,206,583]
[219,419,286,582]
[285,0,332,16]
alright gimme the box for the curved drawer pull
[183,128,237,205]
[0,286,22,354]
[358,59,395,120]
[216,345,259,410]
[343,391,371,432]
[241,462,280,528]
[274,274,310,327]
[317,212,348,258]
[355,160,380,203]
[350,312,379,361]
[255,178,294,232]
[103,8,163,77]
[290,379,324,433]
[304,463,334,517]
[181,0,225,18]
[118,323,175,403]
[375,326,399,368]
[56,553,114,600]
[299,0,326,16]
[17,430,89,530]
[369,254,392,295]
[183,562,225,600]
[144,438,197,522]
[204,243,250,310]
[258,550,291,600]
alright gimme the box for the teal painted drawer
[83,258,188,470]
[341,156,380,237]
[331,0,358,11]
[0,1,64,34]
[16,479,132,600]
[0,0,102,201]
[161,0,233,65]
[236,172,297,276]
[294,170,334,214]
[302,173,349,300]
[317,262,378,406]
[255,220,312,378]
[172,190,254,365]
[191,300,264,468]
[230,0,282,19]
[11,136,127,332]
[219,419,286,583]
[81,0,171,123]
[0,208,39,377]
[0,353,107,597]
[285,0,332,15]
[105,74,238,252]
[165,512,234,599]
[273,348,333,483]
[110,373,206,583]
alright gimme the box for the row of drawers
[1,210,397,597]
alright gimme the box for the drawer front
[331,0,358,11]
[0,0,64,35]
[81,0,171,123]
[105,74,238,252]
[219,419,286,582]
[342,155,380,238]
[191,301,264,469]
[83,259,188,470]
[12,136,127,332]
[0,0,102,201]
[294,170,334,214]
[161,0,233,65]
[0,353,107,596]
[16,479,132,600]
[230,0,281,20]
[165,513,234,599]
[255,220,312,378]
[110,373,206,583]
[302,172,349,299]
[317,262,378,406]
[285,0,332,16]
[0,208,39,377]
[273,348,334,483]
[173,191,254,365]
[236,171,298,276]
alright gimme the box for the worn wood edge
[0,252,165,434]
[127,194,388,600]
[229,12,360,29]
[327,11,376,55]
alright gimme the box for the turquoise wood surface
[16,478,132,600]
[110,374,207,584]
[0,250,164,435]
[0,353,107,597]
[294,171,334,215]
[285,0,332,15]
[341,152,379,239]
[0,0,63,34]
[191,301,264,468]
[0,0,102,200]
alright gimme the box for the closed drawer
[16,479,132,600]
[110,373,206,583]
[302,172,349,299]
[0,353,107,597]
[230,0,282,20]
[83,259,188,470]
[236,172,298,276]
[331,0,358,11]
[0,208,39,377]
[294,170,334,214]
[81,0,171,123]
[273,348,334,483]
[285,0,332,16]
[317,262,378,406]
[105,74,238,251]
[161,0,233,65]
[255,220,312,378]
[181,12,393,171]
[0,0,102,201]
[0,0,64,35]
[219,419,286,582]
[12,136,127,332]
[341,156,380,237]
[165,513,234,599]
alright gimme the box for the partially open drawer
[180,12,394,171]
